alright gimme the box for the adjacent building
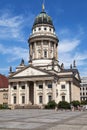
[0,74,8,105]
[80,77,87,101]
[8,5,81,108]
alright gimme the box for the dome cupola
[28,4,59,67]
[32,4,54,29]
[33,11,54,28]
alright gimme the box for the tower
[28,5,59,68]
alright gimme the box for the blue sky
[0,0,87,77]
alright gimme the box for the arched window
[13,96,16,104]
[39,96,43,104]
[44,50,47,58]
[48,95,52,102]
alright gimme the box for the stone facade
[80,77,87,101]
[8,6,81,108]
[0,89,8,105]
[0,74,8,105]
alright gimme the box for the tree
[45,100,57,109]
[58,101,70,109]
[71,100,80,107]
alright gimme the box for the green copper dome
[33,11,54,28]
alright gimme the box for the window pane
[48,84,52,88]
[44,50,47,58]
[13,86,17,90]
[22,96,25,104]
[61,85,65,89]
[62,96,65,101]
[39,85,43,89]
[21,86,25,89]
[39,96,43,103]
[48,95,52,102]
[14,96,16,104]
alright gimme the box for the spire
[42,3,45,12]
[42,0,45,12]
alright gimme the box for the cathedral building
[8,5,81,108]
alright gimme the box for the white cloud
[59,39,80,53]
[0,43,29,62]
[58,34,87,77]
[0,14,24,41]
[0,10,34,41]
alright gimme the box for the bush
[45,100,57,109]
[81,100,87,105]
[71,100,80,107]
[2,104,8,109]
[0,104,2,109]
[58,101,70,109]
[0,104,9,109]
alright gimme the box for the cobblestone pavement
[0,109,87,130]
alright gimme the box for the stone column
[43,81,46,104]
[41,41,43,58]
[56,44,58,60]
[54,43,56,58]
[70,82,73,101]
[34,42,36,59]
[25,82,29,104]
[48,41,51,58]
[8,83,11,105]
[17,82,19,105]
[52,81,56,101]
[30,44,32,57]
[34,81,37,105]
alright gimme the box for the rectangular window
[3,93,8,99]
[62,96,65,101]
[21,86,25,89]
[39,85,43,89]
[48,84,52,89]
[48,95,52,102]
[44,50,47,58]
[39,96,43,104]
[14,96,16,104]
[13,86,17,90]
[22,96,25,104]
[61,85,65,89]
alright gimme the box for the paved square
[0,109,87,130]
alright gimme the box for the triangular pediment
[10,66,51,78]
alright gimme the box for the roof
[33,11,54,28]
[0,74,8,88]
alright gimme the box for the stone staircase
[14,105,41,109]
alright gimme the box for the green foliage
[81,100,87,105]
[58,101,70,109]
[0,104,2,109]
[0,104,8,109]
[2,104,8,109]
[71,100,80,107]
[45,100,57,109]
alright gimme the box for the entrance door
[29,82,34,105]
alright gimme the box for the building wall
[80,77,87,101]
[8,79,80,107]
[71,83,80,101]
[0,90,8,105]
